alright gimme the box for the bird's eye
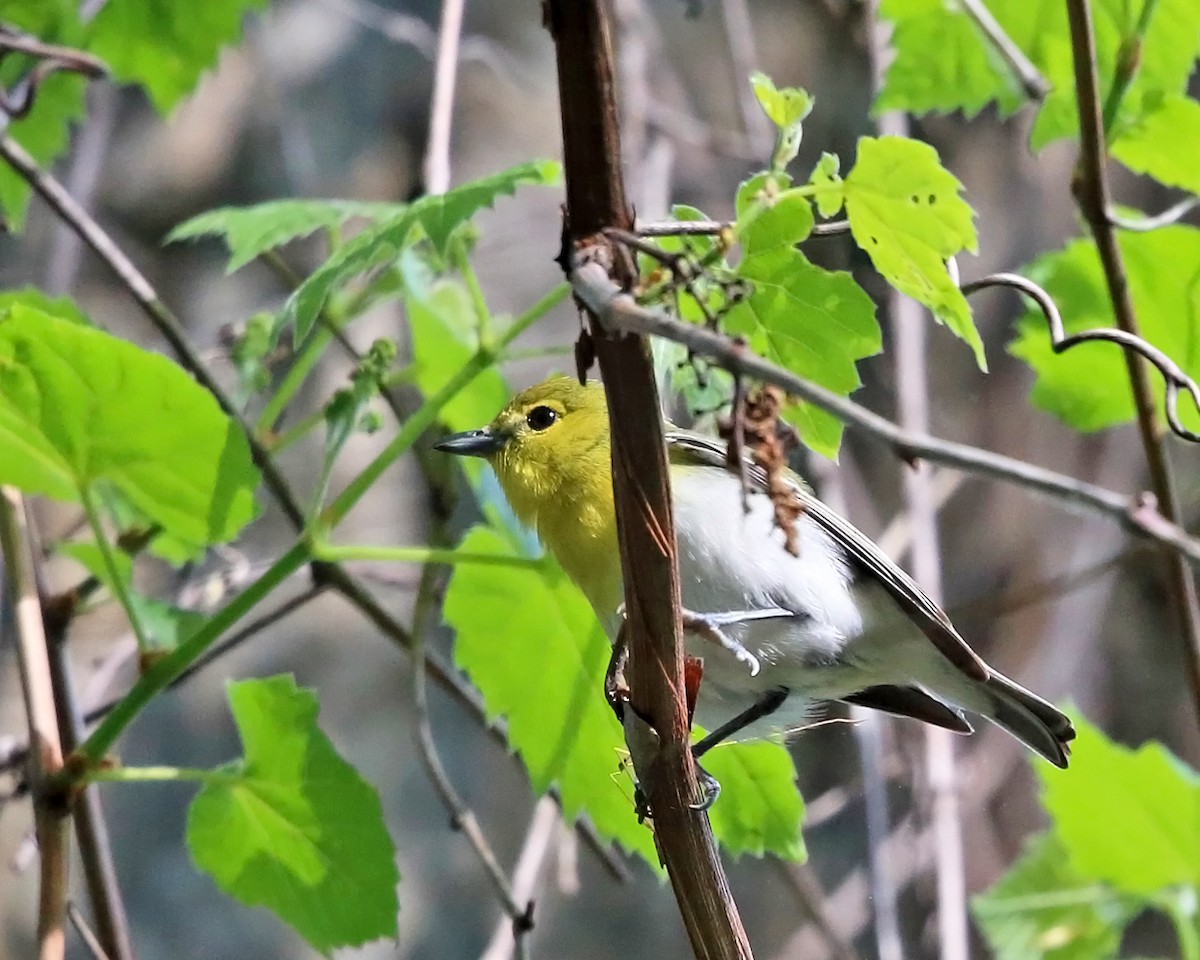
[525,406,558,431]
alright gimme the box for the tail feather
[979,672,1074,768]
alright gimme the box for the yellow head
[434,376,621,618]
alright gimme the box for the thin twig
[569,261,1200,566]
[1065,0,1200,725]
[869,1,969,947]
[777,863,861,960]
[1,487,68,960]
[67,903,113,960]
[635,217,850,238]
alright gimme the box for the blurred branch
[479,797,561,960]
[570,261,1200,566]
[1065,0,1200,725]
[1,488,68,960]
[777,863,861,960]
[67,903,113,960]
[718,0,771,151]
[424,0,466,194]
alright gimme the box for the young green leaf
[749,73,813,172]
[445,524,805,865]
[973,832,1137,960]
[1111,95,1200,194]
[86,0,269,113]
[187,676,399,953]
[166,199,401,273]
[283,160,560,339]
[843,135,984,368]
[1037,713,1200,895]
[750,72,814,130]
[0,305,260,547]
[1009,228,1200,434]
[807,152,845,219]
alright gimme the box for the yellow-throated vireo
[436,375,1073,780]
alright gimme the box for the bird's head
[434,376,611,524]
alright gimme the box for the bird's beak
[433,428,506,457]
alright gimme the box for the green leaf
[445,525,803,865]
[283,161,560,340]
[843,135,984,368]
[166,199,401,273]
[807,153,845,219]
[749,73,814,172]
[1037,713,1200,895]
[402,251,508,437]
[725,175,879,458]
[973,832,1137,960]
[750,72,814,129]
[57,540,134,591]
[1009,228,1200,433]
[703,739,805,860]
[1112,95,1200,194]
[0,288,89,325]
[446,525,658,865]
[187,676,399,953]
[736,174,814,254]
[0,306,260,546]
[86,0,269,113]
[875,0,1026,120]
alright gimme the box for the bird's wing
[666,430,990,682]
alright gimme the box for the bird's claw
[689,759,722,810]
[681,609,763,677]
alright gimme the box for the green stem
[86,765,226,786]
[1101,0,1158,135]
[270,407,326,453]
[257,324,336,433]
[1163,889,1200,960]
[322,282,569,529]
[454,243,493,342]
[311,542,543,569]
[81,488,152,652]
[74,540,311,765]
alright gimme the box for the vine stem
[311,542,543,568]
[1065,0,1200,725]
[548,0,753,955]
[80,489,151,653]
[1,487,68,960]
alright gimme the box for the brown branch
[1065,0,1200,724]
[1,488,68,960]
[545,1,752,957]
[569,262,1200,566]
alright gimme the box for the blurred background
[2,0,1199,957]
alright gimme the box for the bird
[435,375,1074,786]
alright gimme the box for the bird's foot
[680,607,791,677]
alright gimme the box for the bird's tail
[974,671,1074,768]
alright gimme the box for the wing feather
[666,430,989,682]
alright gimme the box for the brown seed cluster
[721,384,805,556]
